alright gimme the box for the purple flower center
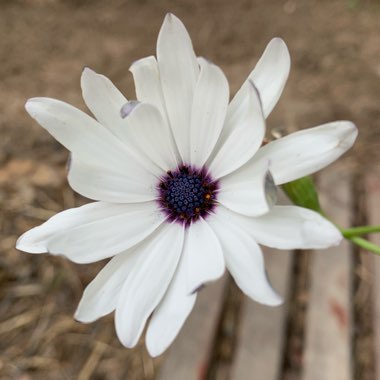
[158,165,218,225]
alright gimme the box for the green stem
[341,225,380,238]
[310,207,380,255]
[346,236,380,255]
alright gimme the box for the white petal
[227,38,290,125]
[208,83,265,178]
[218,159,276,217]
[115,102,178,173]
[157,13,199,162]
[68,157,156,203]
[208,207,282,306]
[182,217,225,294]
[115,223,185,348]
[129,56,167,119]
[190,58,229,168]
[251,121,358,185]
[74,249,140,323]
[248,205,343,249]
[146,248,197,357]
[17,202,165,264]
[25,98,158,184]
[81,67,127,130]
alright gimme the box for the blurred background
[0,0,380,379]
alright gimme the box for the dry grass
[0,158,162,379]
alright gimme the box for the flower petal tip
[160,12,186,35]
[256,292,283,307]
[338,121,358,150]
[162,12,175,30]
[146,341,165,358]
[270,37,289,49]
[164,12,176,23]
[115,330,137,350]
[115,312,140,349]
[25,98,42,115]
[16,233,46,254]
[269,295,284,307]
[120,100,141,119]
[82,66,93,74]
[129,55,156,73]
[73,309,95,324]
[81,67,97,82]
[331,229,343,247]
[263,283,284,307]
[146,326,173,358]
[303,218,343,249]
[268,37,291,62]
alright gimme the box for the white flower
[17,13,357,356]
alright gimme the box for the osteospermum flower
[17,14,357,356]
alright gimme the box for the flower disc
[158,165,218,225]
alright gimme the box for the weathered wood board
[156,277,226,380]
[302,169,353,380]
[230,248,293,380]
[367,172,380,380]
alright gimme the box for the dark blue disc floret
[158,165,218,225]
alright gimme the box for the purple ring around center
[156,164,219,227]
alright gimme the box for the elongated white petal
[68,157,156,203]
[115,223,185,348]
[17,202,113,254]
[218,159,276,217]
[81,67,127,130]
[115,102,178,173]
[16,202,165,263]
[146,248,197,357]
[209,83,265,178]
[182,217,225,294]
[25,98,158,185]
[157,13,199,162]
[75,249,140,323]
[208,207,282,306]
[129,56,167,119]
[227,38,290,129]
[248,205,342,249]
[222,204,342,249]
[190,58,229,167]
[252,121,358,185]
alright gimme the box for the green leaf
[281,176,322,213]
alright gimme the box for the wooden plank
[367,172,380,380]
[302,168,353,380]
[230,248,293,380]
[156,277,226,380]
